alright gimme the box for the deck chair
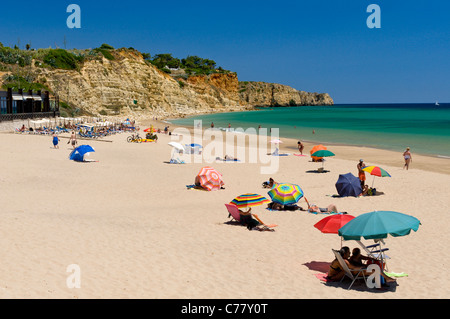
[225,204,241,223]
[252,214,277,231]
[332,249,367,290]
[356,239,390,271]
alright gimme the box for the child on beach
[52,133,60,149]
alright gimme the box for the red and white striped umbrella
[196,166,224,191]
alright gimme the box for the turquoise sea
[170,104,450,158]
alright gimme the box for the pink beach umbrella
[196,167,224,191]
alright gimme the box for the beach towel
[294,154,307,157]
[384,271,408,277]
[272,153,290,156]
[314,273,332,282]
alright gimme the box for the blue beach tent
[335,173,362,197]
[69,145,95,162]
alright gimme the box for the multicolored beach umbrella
[268,183,304,205]
[196,166,224,191]
[362,166,391,187]
[230,193,270,209]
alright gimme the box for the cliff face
[239,81,334,106]
[5,50,333,120]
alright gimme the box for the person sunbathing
[349,248,376,267]
[267,201,304,211]
[262,178,277,188]
[238,207,265,231]
[328,246,350,281]
[308,203,340,214]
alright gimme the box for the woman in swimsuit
[403,147,412,170]
[328,246,350,281]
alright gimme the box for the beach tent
[335,173,362,197]
[69,145,95,162]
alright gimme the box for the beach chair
[225,204,241,223]
[332,249,367,290]
[252,214,277,231]
[356,239,390,271]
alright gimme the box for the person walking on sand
[403,147,412,170]
[357,159,366,189]
[297,140,304,155]
[69,131,77,149]
[52,132,60,149]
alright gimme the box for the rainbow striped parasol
[196,166,224,191]
[268,183,304,205]
[230,193,270,209]
[362,166,391,187]
[362,166,391,177]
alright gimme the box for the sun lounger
[225,204,241,223]
[356,240,390,271]
[332,249,367,290]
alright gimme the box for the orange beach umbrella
[310,144,327,161]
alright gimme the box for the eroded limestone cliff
[3,50,333,120]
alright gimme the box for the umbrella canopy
[270,139,283,144]
[69,145,95,162]
[362,165,391,188]
[314,214,355,234]
[362,166,391,177]
[230,193,270,209]
[187,143,203,148]
[268,183,304,205]
[168,142,185,152]
[196,166,224,191]
[310,144,327,161]
[338,210,421,240]
[311,150,335,158]
[335,173,362,197]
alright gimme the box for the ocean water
[170,104,450,157]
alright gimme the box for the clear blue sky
[0,0,449,103]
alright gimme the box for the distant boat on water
[435,101,439,106]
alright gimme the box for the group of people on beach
[51,131,77,149]
[327,246,396,284]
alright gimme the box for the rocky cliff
[2,49,333,120]
[239,81,334,107]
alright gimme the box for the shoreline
[143,117,450,176]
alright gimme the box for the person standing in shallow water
[403,147,412,170]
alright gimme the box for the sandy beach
[1,121,449,299]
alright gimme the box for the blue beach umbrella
[335,173,362,197]
[69,145,95,162]
[188,143,203,148]
[338,210,421,240]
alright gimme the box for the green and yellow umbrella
[230,193,270,209]
[362,166,391,187]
